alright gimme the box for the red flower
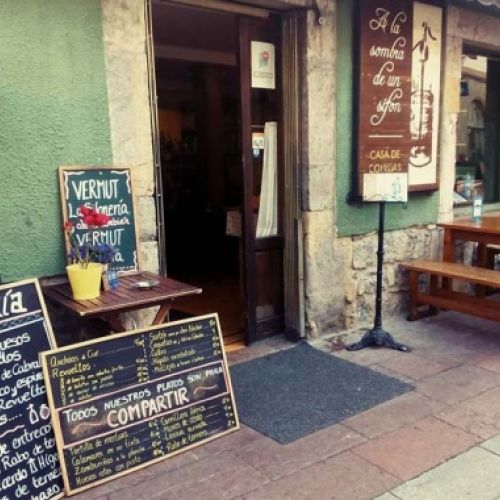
[64,204,113,269]
[79,205,93,216]
[94,213,111,226]
[80,208,111,228]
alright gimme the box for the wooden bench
[400,260,500,322]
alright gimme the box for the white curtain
[256,122,278,238]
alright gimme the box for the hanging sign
[40,314,239,496]
[358,0,413,201]
[0,279,63,500]
[251,41,276,89]
[357,0,442,199]
[59,166,140,273]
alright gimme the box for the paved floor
[73,311,500,499]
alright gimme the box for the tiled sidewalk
[74,312,500,499]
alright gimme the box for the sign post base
[346,326,409,352]
[346,202,410,353]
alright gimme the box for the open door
[238,15,285,343]
[146,1,302,346]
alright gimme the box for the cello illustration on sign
[410,20,437,168]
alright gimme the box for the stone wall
[341,225,442,328]
[101,0,158,327]
[302,3,500,337]
[301,1,340,337]
[101,0,158,275]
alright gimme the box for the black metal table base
[346,326,410,352]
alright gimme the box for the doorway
[152,3,244,346]
[150,1,290,346]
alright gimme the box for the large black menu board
[0,279,63,500]
[40,314,239,496]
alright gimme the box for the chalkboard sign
[59,166,140,273]
[40,314,239,496]
[357,1,442,196]
[0,279,63,500]
[357,0,413,199]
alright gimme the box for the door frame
[238,17,258,343]
[145,0,304,344]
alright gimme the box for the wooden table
[43,272,202,333]
[440,213,500,267]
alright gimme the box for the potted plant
[64,206,113,300]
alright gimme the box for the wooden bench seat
[400,259,500,322]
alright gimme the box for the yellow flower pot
[66,263,103,300]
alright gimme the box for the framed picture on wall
[408,1,443,191]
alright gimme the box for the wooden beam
[155,44,237,66]
[155,0,269,18]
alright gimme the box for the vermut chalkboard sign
[40,314,239,496]
[59,166,140,273]
[0,279,63,500]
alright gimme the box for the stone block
[441,36,462,114]
[352,416,478,481]
[136,195,157,241]
[455,8,500,48]
[344,392,446,439]
[388,447,500,500]
[303,6,336,168]
[302,163,334,211]
[352,234,377,270]
[303,210,348,335]
[139,241,159,273]
[384,264,396,287]
[101,0,146,53]
[242,451,399,500]
[416,365,500,406]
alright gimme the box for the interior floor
[169,275,245,348]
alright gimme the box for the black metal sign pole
[347,201,410,352]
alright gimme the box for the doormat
[230,343,413,444]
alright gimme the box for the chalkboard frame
[0,278,58,345]
[58,165,141,274]
[0,278,64,500]
[40,313,240,496]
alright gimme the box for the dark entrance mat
[230,343,413,444]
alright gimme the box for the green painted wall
[335,0,439,236]
[0,0,112,282]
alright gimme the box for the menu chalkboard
[40,314,239,496]
[59,166,139,273]
[357,0,413,199]
[0,279,63,500]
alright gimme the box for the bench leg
[429,275,440,315]
[407,270,420,321]
[476,243,488,297]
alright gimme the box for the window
[455,51,500,205]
